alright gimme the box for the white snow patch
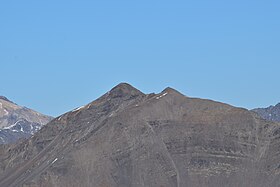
[156,92,168,99]
[4,120,22,130]
[3,109,8,115]
[72,105,85,112]
[58,116,63,120]
[269,114,272,117]
[20,125,24,132]
[51,158,58,164]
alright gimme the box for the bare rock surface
[0,83,280,187]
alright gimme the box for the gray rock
[252,103,280,122]
[0,83,280,187]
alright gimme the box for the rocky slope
[0,83,280,187]
[0,96,53,144]
[252,103,280,122]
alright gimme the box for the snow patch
[4,120,22,130]
[156,93,168,99]
[3,109,8,115]
[72,105,85,112]
[51,158,58,164]
[20,125,24,132]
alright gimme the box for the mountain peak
[112,83,138,90]
[161,87,186,97]
[0,96,53,144]
[108,83,145,98]
[162,87,179,94]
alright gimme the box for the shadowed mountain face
[0,83,280,187]
[0,97,53,144]
[252,103,280,122]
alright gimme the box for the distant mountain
[0,96,53,144]
[252,103,280,122]
[1,84,280,187]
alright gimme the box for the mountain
[0,83,280,187]
[0,96,53,144]
[252,103,280,122]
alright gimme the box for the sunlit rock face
[0,96,53,144]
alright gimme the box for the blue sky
[1,0,280,116]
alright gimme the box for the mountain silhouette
[0,83,280,187]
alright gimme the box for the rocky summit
[0,83,280,187]
[0,96,53,144]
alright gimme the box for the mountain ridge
[252,102,280,122]
[0,83,280,187]
[0,96,53,144]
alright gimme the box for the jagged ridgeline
[0,83,280,187]
[252,103,280,122]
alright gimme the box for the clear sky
[1,0,280,117]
